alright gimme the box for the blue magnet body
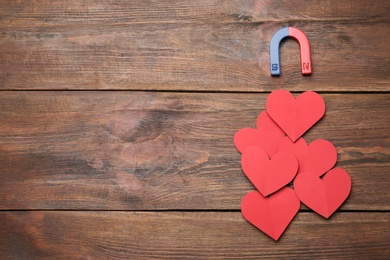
[270,27,289,76]
[270,27,312,76]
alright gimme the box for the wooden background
[0,0,389,258]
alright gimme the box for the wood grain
[0,211,389,259]
[0,92,388,210]
[0,0,389,91]
[0,1,389,258]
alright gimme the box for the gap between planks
[0,89,390,94]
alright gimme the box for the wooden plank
[0,0,389,91]
[0,92,388,210]
[0,211,389,259]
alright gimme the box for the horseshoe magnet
[270,27,312,76]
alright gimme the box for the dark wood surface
[0,0,389,91]
[1,212,389,259]
[0,0,389,259]
[0,92,389,211]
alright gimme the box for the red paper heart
[234,111,285,157]
[241,146,298,196]
[241,188,300,241]
[278,137,337,176]
[294,168,351,218]
[266,90,325,142]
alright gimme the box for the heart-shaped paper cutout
[294,168,351,218]
[266,90,325,142]
[278,137,337,176]
[241,188,300,241]
[278,137,308,173]
[234,111,285,157]
[241,146,298,196]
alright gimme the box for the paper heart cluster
[234,90,352,241]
